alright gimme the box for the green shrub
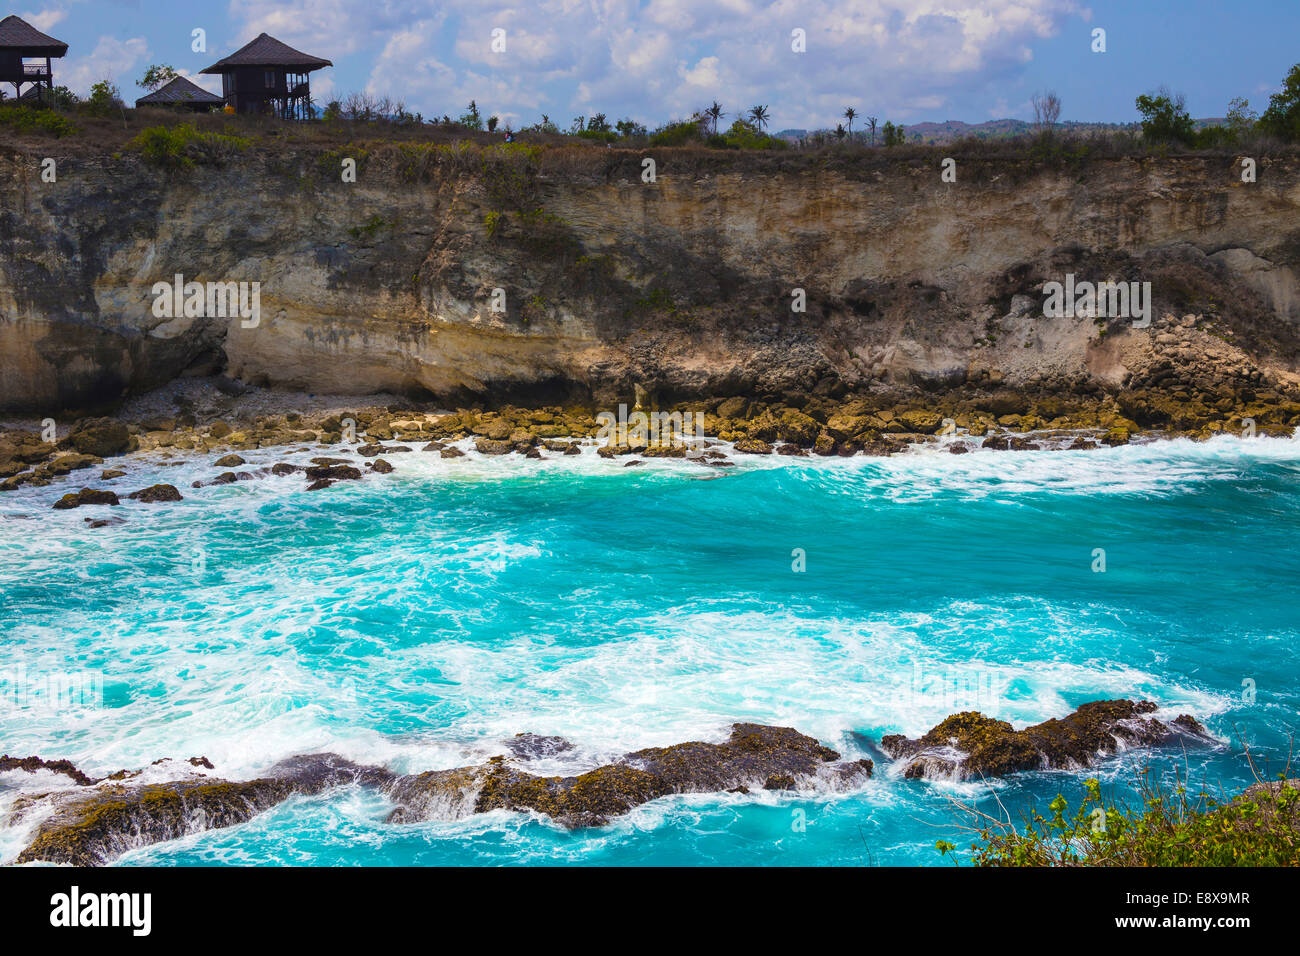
[1259,62,1300,142]
[948,774,1300,866]
[0,105,76,137]
[1136,90,1197,146]
[720,118,786,150]
[649,120,705,147]
[126,123,250,168]
[83,80,123,118]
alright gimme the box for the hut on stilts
[201,33,332,120]
[0,14,68,103]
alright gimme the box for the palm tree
[867,115,878,145]
[707,102,728,135]
[843,106,857,141]
[749,105,769,131]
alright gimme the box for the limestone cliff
[2,141,1299,413]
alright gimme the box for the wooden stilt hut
[0,15,68,103]
[200,33,331,120]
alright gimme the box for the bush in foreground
[940,772,1300,866]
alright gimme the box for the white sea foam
[0,431,1287,858]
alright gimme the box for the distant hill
[776,117,1139,145]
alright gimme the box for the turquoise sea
[2,434,1298,865]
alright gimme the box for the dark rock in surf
[879,700,1210,781]
[52,488,119,509]
[387,722,871,828]
[127,484,183,503]
[304,465,361,481]
[0,754,97,786]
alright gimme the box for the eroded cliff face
[2,143,1299,413]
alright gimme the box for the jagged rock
[388,722,871,828]
[100,469,126,479]
[879,700,1210,781]
[12,754,388,867]
[898,409,943,433]
[304,465,362,481]
[52,489,120,510]
[716,397,749,419]
[306,479,334,491]
[440,446,466,459]
[213,454,246,467]
[44,454,99,476]
[369,458,394,474]
[271,462,302,476]
[356,443,385,457]
[0,754,96,786]
[734,438,773,454]
[982,434,1036,451]
[11,725,870,865]
[475,438,513,455]
[127,484,183,503]
[65,419,130,458]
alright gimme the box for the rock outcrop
[9,724,867,865]
[879,700,1210,781]
[387,722,873,827]
[8,706,1221,865]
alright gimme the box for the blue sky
[17,0,1299,129]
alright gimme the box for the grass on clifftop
[939,769,1300,866]
[125,122,251,168]
[5,104,1300,182]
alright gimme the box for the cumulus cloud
[61,35,149,96]
[20,8,67,33]
[223,0,1088,128]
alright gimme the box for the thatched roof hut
[135,75,224,111]
[0,14,68,101]
[201,33,332,120]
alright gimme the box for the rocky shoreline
[4,376,1298,506]
[3,701,1214,866]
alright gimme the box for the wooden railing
[0,63,52,82]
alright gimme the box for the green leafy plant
[1136,88,1196,146]
[1259,62,1300,141]
[950,770,1300,866]
[0,105,77,137]
[126,123,250,168]
[83,80,123,118]
[138,65,180,91]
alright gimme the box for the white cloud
[20,8,67,33]
[221,0,1089,127]
[61,35,149,97]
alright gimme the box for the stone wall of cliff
[2,142,1299,413]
